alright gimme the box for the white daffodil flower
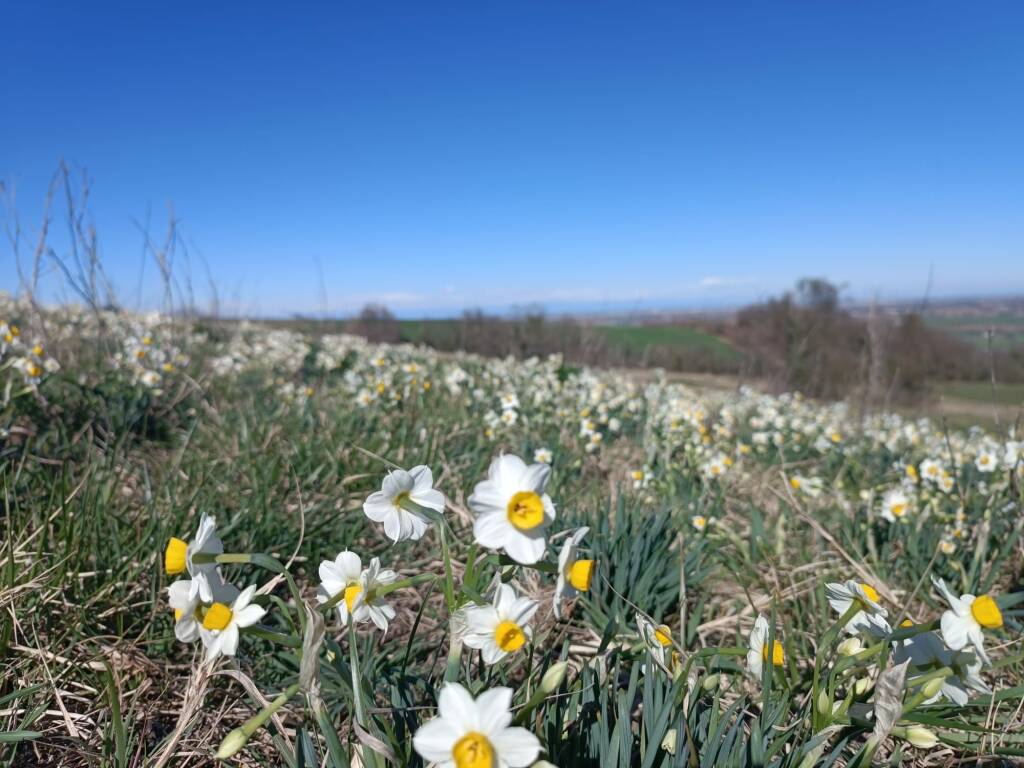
[880,489,911,523]
[825,580,891,636]
[636,613,678,675]
[164,514,226,603]
[462,583,538,665]
[363,465,446,543]
[893,628,990,705]
[746,614,785,680]
[932,577,1003,665]
[553,527,593,619]
[167,579,202,643]
[412,683,540,768]
[199,585,266,662]
[469,454,556,565]
[317,551,398,632]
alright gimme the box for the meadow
[2,295,1023,767]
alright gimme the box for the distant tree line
[345,278,1024,403]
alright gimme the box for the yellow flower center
[900,618,914,628]
[344,584,363,612]
[762,640,785,666]
[203,602,233,630]
[979,455,990,466]
[494,620,527,652]
[394,491,411,510]
[654,625,672,647]
[970,595,1003,629]
[174,608,183,621]
[859,583,880,604]
[165,537,188,574]
[452,731,494,768]
[506,491,544,531]
[568,559,594,591]
[890,503,907,518]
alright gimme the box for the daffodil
[893,629,990,705]
[412,683,540,768]
[461,583,538,665]
[637,613,678,675]
[932,577,1002,665]
[199,585,267,662]
[363,465,446,543]
[825,580,890,636]
[880,489,911,523]
[317,551,398,631]
[164,514,227,603]
[469,454,556,565]
[746,614,785,679]
[533,447,553,465]
[553,527,593,619]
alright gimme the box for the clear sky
[2,2,1023,316]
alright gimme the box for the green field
[595,324,741,364]
[936,380,1024,406]
[925,313,1024,350]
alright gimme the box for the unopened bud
[921,675,945,700]
[702,674,721,691]
[854,676,871,695]
[661,728,678,755]
[541,662,568,694]
[904,725,938,749]
[215,728,249,760]
[837,637,863,657]
[816,688,832,717]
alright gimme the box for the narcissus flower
[363,465,446,543]
[164,514,226,603]
[317,551,398,631]
[167,577,238,644]
[469,454,556,565]
[746,614,784,679]
[880,489,911,523]
[461,583,538,665]
[932,577,1002,665]
[554,527,593,619]
[637,613,678,675]
[412,683,540,768]
[199,585,266,662]
[825,580,890,636]
[893,629,990,705]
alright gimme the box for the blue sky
[2,2,1023,316]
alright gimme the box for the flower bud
[661,728,678,755]
[854,676,871,695]
[702,674,721,692]
[541,662,568,694]
[837,637,863,657]
[904,725,938,749]
[921,675,945,700]
[215,728,249,760]
[816,688,832,717]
